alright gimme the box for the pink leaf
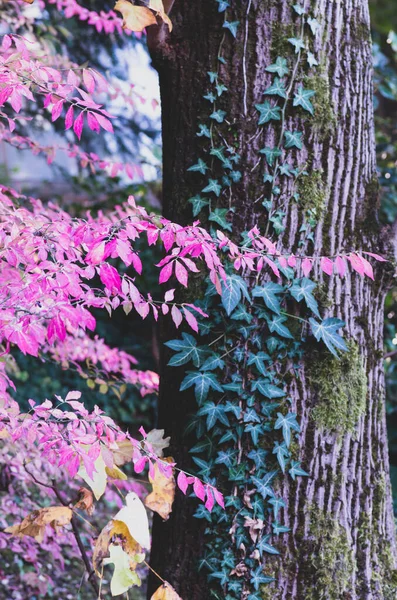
[213,488,225,509]
[320,257,333,276]
[175,261,188,287]
[83,69,96,93]
[362,251,387,262]
[183,308,198,332]
[51,100,64,122]
[164,289,175,302]
[335,256,346,277]
[177,471,188,494]
[65,105,74,130]
[205,487,215,512]
[159,262,173,284]
[73,111,84,139]
[99,263,122,292]
[301,257,313,277]
[87,111,100,133]
[193,477,206,502]
[171,305,182,328]
[94,112,114,133]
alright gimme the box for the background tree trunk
[148,1,397,598]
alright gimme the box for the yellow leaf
[148,0,173,31]
[78,453,107,500]
[114,1,157,32]
[106,465,128,480]
[93,519,144,575]
[144,460,175,521]
[5,506,72,543]
[151,582,183,600]
[104,544,142,596]
[114,492,150,549]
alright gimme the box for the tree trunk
[148,1,397,598]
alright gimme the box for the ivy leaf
[263,77,287,98]
[180,371,223,404]
[247,448,268,469]
[293,3,305,14]
[250,566,275,590]
[279,163,292,177]
[165,333,205,367]
[198,402,230,429]
[252,471,277,499]
[293,85,316,114]
[307,51,319,67]
[259,146,282,166]
[202,179,222,196]
[288,37,305,53]
[200,354,225,371]
[284,130,303,149]
[221,274,250,315]
[268,496,286,519]
[309,317,348,357]
[197,123,211,138]
[216,0,229,12]
[247,351,270,376]
[272,441,290,472]
[289,277,320,317]
[289,460,309,480]
[272,521,290,535]
[207,71,218,83]
[245,423,265,445]
[231,304,253,323]
[255,100,281,125]
[252,379,285,399]
[209,207,232,230]
[189,195,209,217]
[210,109,227,123]
[215,448,237,468]
[203,91,216,103]
[216,82,228,96]
[188,158,208,174]
[274,412,300,447]
[223,20,240,38]
[210,146,227,163]
[307,16,320,35]
[268,315,294,339]
[265,56,289,77]
[252,282,284,314]
[256,534,280,556]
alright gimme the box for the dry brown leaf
[74,487,95,515]
[93,521,114,575]
[144,459,175,521]
[112,439,134,466]
[114,1,157,32]
[148,0,173,31]
[5,506,72,543]
[151,582,183,600]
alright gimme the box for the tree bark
[148,1,397,598]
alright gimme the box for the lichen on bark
[308,342,367,433]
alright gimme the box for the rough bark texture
[148,1,397,598]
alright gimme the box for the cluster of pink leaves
[48,331,159,396]
[0,33,114,139]
[45,0,129,35]
[0,390,224,511]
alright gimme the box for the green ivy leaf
[309,317,347,357]
[247,351,270,376]
[247,448,268,469]
[188,158,209,174]
[265,56,289,77]
[251,379,286,399]
[209,207,233,230]
[293,85,316,114]
[263,77,287,98]
[215,448,237,468]
[203,91,216,103]
[210,109,227,123]
[189,195,209,217]
[216,82,228,96]
[221,274,250,315]
[279,163,293,177]
[274,412,300,447]
[200,354,225,371]
[272,521,290,535]
[250,566,275,591]
[259,146,282,166]
[252,471,277,499]
[288,37,305,53]
[180,371,223,404]
[307,16,320,35]
[207,71,218,83]
[216,0,229,12]
[289,277,320,317]
[268,314,294,339]
[244,423,265,445]
[272,441,290,472]
[197,123,211,138]
[284,130,303,149]
[202,179,222,196]
[252,282,284,314]
[165,333,206,367]
[307,51,319,67]
[268,496,286,519]
[256,535,280,556]
[198,401,230,429]
[289,460,309,480]
[223,20,240,38]
[255,101,281,125]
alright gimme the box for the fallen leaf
[144,429,170,458]
[104,544,142,596]
[78,453,107,500]
[5,506,72,543]
[113,492,150,549]
[151,582,183,599]
[148,0,173,31]
[74,487,95,515]
[145,460,175,520]
[114,0,157,32]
